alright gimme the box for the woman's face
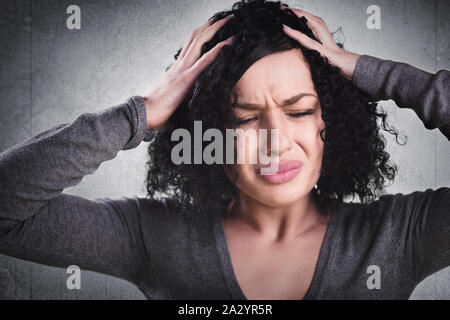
[227,48,325,207]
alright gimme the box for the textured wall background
[0,0,449,299]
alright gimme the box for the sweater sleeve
[352,54,450,141]
[353,56,450,283]
[381,187,450,284]
[0,96,156,284]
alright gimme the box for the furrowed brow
[234,93,318,110]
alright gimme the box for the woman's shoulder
[337,187,450,229]
[341,186,448,209]
[95,195,195,224]
[371,186,449,214]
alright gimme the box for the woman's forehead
[232,49,315,105]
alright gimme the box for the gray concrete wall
[0,0,448,299]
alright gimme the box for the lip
[255,159,303,184]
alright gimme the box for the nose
[260,109,293,157]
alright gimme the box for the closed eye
[235,117,257,125]
[235,110,315,125]
[287,110,314,118]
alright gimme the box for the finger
[282,8,338,49]
[179,19,214,60]
[187,36,234,80]
[282,24,323,52]
[303,17,339,49]
[181,14,233,68]
[179,14,233,60]
[280,7,324,41]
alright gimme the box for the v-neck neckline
[213,201,343,300]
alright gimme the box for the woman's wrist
[143,96,153,130]
[143,95,166,131]
[337,51,361,81]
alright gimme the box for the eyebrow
[234,93,318,110]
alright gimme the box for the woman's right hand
[143,14,234,130]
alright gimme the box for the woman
[0,0,449,299]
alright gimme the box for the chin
[260,185,309,207]
[240,175,311,208]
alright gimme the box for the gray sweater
[0,55,449,300]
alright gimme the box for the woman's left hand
[281,7,361,81]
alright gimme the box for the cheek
[233,128,266,166]
[226,163,255,197]
[311,119,326,170]
[294,117,325,148]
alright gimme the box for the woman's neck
[226,192,329,243]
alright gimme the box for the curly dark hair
[145,0,404,217]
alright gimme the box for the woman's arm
[281,7,450,141]
[0,97,154,283]
[0,14,235,285]
[282,6,450,287]
[352,55,450,140]
[351,56,450,282]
